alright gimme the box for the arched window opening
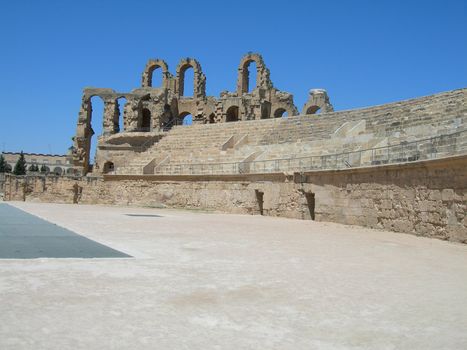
[5,164,12,173]
[274,108,288,118]
[66,168,75,175]
[103,161,115,174]
[181,66,194,97]
[149,66,163,87]
[246,61,257,93]
[117,97,127,133]
[40,165,50,174]
[226,106,239,122]
[208,113,216,124]
[53,167,62,175]
[89,96,104,166]
[141,108,151,131]
[306,106,321,115]
[179,112,192,126]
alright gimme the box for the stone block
[446,225,467,243]
[428,190,441,201]
[381,199,392,210]
[393,219,413,233]
[442,189,455,201]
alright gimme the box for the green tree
[29,164,38,172]
[0,154,6,173]
[13,151,27,175]
[40,164,47,173]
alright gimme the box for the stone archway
[273,108,288,118]
[302,89,334,115]
[141,59,170,88]
[236,53,273,95]
[175,58,206,99]
[306,106,320,114]
[178,111,193,126]
[226,106,239,122]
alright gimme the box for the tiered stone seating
[116,89,466,175]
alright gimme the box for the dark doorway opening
[103,161,114,174]
[226,106,239,122]
[141,108,151,131]
[305,192,315,220]
[255,189,264,215]
[208,113,215,124]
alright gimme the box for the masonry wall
[3,156,466,243]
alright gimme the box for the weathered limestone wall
[300,156,466,242]
[0,173,5,197]
[3,156,466,243]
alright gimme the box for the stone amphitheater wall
[97,88,466,176]
[4,155,466,243]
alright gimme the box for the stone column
[123,98,141,132]
[72,98,93,174]
[102,99,120,135]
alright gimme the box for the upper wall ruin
[72,53,315,173]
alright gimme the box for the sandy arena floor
[1,201,466,350]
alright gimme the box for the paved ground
[0,204,130,258]
[1,202,466,350]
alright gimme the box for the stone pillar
[72,98,93,174]
[123,98,141,132]
[102,99,120,135]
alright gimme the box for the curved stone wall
[3,155,467,243]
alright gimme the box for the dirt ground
[1,201,466,350]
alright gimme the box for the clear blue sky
[0,0,466,154]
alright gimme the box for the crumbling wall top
[302,89,334,114]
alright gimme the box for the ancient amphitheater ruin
[3,53,466,242]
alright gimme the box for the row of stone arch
[141,57,206,98]
[1,164,73,175]
[223,105,289,122]
[141,53,272,97]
